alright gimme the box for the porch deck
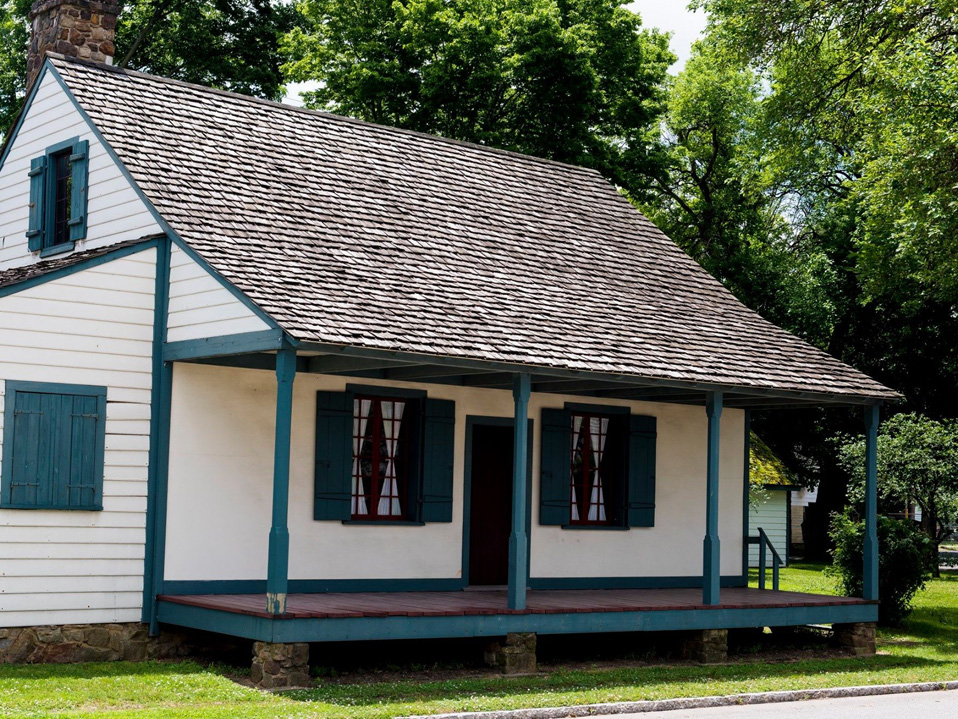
[156,588,877,644]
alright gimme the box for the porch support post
[703,391,723,606]
[508,373,531,610]
[267,345,297,615]
[863,404,880,601]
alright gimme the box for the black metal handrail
[747,527,782,590]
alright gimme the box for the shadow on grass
[0,659,209,682]
[283,653,941,707]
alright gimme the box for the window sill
[561,524,630,531]
[1,504,102,511]
[39,242,75,258]
[341,520,426,527]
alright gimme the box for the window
[1,382,106,511]
[27,137,89,256]
[314,389,456,523]
[540,406,656,529]
[351,396,413,520]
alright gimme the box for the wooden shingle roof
[48,56,897,403]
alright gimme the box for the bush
[828,509,932,625]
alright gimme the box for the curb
[407,680,958,719]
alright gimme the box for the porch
[156,587,876,643]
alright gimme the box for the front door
[468,424,514,586]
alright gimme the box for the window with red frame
[569,412,619,525]
[351,396,413,520]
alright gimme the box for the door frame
[462,415,534,588]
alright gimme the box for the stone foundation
[680,629,728,664]
[0,623,194,664]
[251,641,310,690]
[833,622,877,656]
[484,632,537,674]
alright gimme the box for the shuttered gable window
[1,382,106,511]
[26,137,90,256]
[540,406,656,529]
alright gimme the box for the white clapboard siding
[748,490,789,568]
[166,245,271,342]
[0,71,162,271]
[0,249,156,627]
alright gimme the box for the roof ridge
[46,54,605,178]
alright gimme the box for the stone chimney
[27,0,120,91]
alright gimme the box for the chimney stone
[27,0,120,92]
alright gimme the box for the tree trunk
[924,502,940,578]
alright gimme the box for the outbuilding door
[468,424,514,586]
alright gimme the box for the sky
[629,1,707,71]
[285,3,706,105]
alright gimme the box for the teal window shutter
[68,139,89,242]
[1,383,106,511]
[420,398,455,522]
[26,156,46,251]
[539,407,571,525]
[314,390,353,520]
[627,414,657,527]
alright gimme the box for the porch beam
[703,391,723,605]
[508,373,532,610]
[306,355,415,374]
[463,373,519,388]
[163,329,287,361]
[382,366,492,381]
[267,346,297,615]
[864,404,880,601]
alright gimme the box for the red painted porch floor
[158,587,869,620]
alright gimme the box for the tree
[838,412,958,575]
[282,0,674,200]
[0,1,300,140]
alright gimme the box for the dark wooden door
[468,425,514,586]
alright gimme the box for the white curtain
[571,415,583,521]
[351,399,372,515]
[588,416,609,522]
[377,400,406,516]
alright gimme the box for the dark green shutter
[68,139,89,242]
[628,414,657,527]
[27,156,46,251]
[65,394,101,508]
[314,391,353,520]
[539,407,571,526]
[420,398,455,522]
[8,392,44,506]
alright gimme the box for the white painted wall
[165,363,746,583]
[0,249,155,627]
[166,246,271,342]
[748,490,789,567]
[0,70,162,272]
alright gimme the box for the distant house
[748,433,799,567]
[0,1,895,684]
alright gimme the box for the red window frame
[351,396,409,521]
[569,412,613,526]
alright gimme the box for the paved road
[613,690,958,719]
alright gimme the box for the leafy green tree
[282,0,674,199]
[0,1,299,139]
[838,412,958,575]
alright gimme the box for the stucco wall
[164,363,746,583]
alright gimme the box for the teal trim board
[142,236,170,625]
[509,374,532,611]
[528,575,747,590]
[267,346,297,615]
[156,599,878,644]
[163,329,290,361]
[703,391,722,605]
[0,239,160,299]
[162,578,466,595]
[461,416,533,590]
[864,404,880,601]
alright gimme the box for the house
[791,485,819,554]
[747,433,799,568]
[0,1,896,685]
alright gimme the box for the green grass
[2,565,957,719]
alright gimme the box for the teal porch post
[508,373,531,610]
[703,391,723,605]
[267,346,297,615]
[864,404,880,601]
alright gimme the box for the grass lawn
[2,566,957,718]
